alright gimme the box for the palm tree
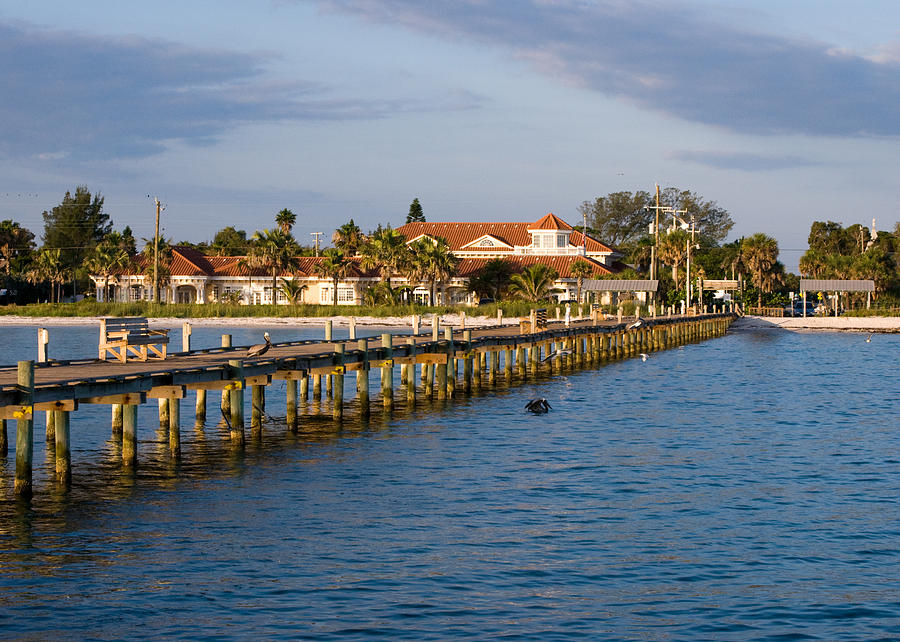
[332,219,365,256]
[27,248,69,303]
[798,249,827,278]
[86,242,129,302]
[248,229,300,303]
[569,259,594,303]
[468,258,514,301]
[658,229,690,288]
[509,264,559,302]
[278,277,307,305]
[360,227,410,292]
[409,237,458,305]
[275,208,296,236]
[315,248,355,306]
[741,233,780,308]
[141,236,174,302]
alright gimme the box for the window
[478,238,494,247]
[557,234,567,248]
[320,286,355,303]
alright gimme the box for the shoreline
[731,316,900,332]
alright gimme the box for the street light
[666,212,699,310]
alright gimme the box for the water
[0,323,898,639]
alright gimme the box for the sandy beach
[732,315,900,333]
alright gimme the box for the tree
[211,226,250,256]
[315,248,355,306]
[86,241,129,301]
[141,236,173,301]
[569,259,594,303]
[278,278,307,305]
[658,228,690,287]
[406,198,426,223]
[0,220,36,286]
[578,191,653,247]
[510,264,559,302]
[360,226,411,291]
[275,208,297,236]
[248,229,301,302]
[467,258,515,301]
[332,219,365,256]
[409,237,458,305]
[658,187,734,246]
[27,248,69,303]
[742,233,780,308]
[42,186,112,295]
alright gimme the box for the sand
[732,316,900,333]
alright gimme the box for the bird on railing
[247,332,271,358]
[626,317,644,330]
[525,398,552,414]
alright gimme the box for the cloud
[669,150,821,171]
[0,22,453,162]
[312,0,900,138]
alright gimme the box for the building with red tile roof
[90,213,625,305]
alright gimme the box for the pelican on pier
[247,332,271,358]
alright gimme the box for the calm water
[0,323,898,640]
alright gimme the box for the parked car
[783,300,818,316]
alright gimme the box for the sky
[2,0,900,272]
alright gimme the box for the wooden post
[195,389,207,424]
[221,334,232,416]
[381,333,393,411]
[54,403,70,485]
[505,348,513,381]
[286,378,298,433]
[530,344,539,377]
[497,309,503,325]
[112,403,124,437]
[158,398,169,429]
[349,317,357,340]
[463,330,473,393]
[14,360,34,497]
[38,327,49,363]
[0,418,7,456]
[251,384,264,436]
[516,345,526,378]
[444,327,455,398]
[300,371,309,402]
[182,322,192,352]
[432,315,440,341]
[325,319,333,341]
[412,314,420,335]
[460,310,466,329]
[325,321,334,399]
[314,372,322,399]
[406,337,417,406]
[358,338,370,418]
[169,397,181,458]
[122,403,138,468]
[333,344,345,421]
[228,359,245,446]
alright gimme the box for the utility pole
[311,232,323,257]
[153,198,162,303]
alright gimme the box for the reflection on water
[0,325,899,639]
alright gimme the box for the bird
[525,398,552,414]
[541,347,573,363]
[865,333,873,343]
[626,317,644,330]
[639,353,649,362]
[247,332,271,358]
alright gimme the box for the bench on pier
[99,317,170,363]
[520,308,548,333]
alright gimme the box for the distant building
[90,213,625,305]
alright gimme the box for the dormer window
[478,238,494,247]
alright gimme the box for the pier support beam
[54,411,71,484]
[251,384,264,437]
[14,360,34,497]
[286,379,298,433]
[358,339,370,419]
[122,403,138,468]
[169,398,181,458]
[333,344,345,421]
[228,359,245,446]
[195,389,206,425]
[381,334,393,411]
[220,334,232,416]
[0,418,7,456]
[406,337,417,406]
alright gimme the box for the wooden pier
[0,312,735,497]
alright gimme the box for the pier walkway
[1,313,735,497]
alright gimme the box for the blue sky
[2,1,899,271]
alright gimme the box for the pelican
[626,317,644,330]
[541,348,573,363]
[247,332,271,358]
[525,398,552,414]
[639,353,649,362]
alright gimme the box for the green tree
[509,264,559,302]
[27,248,69,303]
[406,197,426,223]
[211,226,250,256]
[569,259,594,303]
[248,229,301,302]
[0,219,36,286]
[360,226,411,292]
[332,219,365,256]
[41,186,112,295]
[275,208,297,236]
[578,191,653,247]
[141,236,174,301]
[658,187,734,246]
[409,237,458,305]
[86,241,129,301]
[467,258,515,301]
[278,277,307,305]
[658,228,690,287]
[315,248,355,306]
[742,233,780,308]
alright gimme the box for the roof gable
[528,212,573,231]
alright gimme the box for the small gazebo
[799,279,875,316]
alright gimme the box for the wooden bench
[99,317,170,363]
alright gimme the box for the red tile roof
[455,255,615,278]
[528,212,573,231]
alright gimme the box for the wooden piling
[0,418,7,456]
[182,322,192,352]
[228,359,245,446]
[358,338,370,418]
[112,403,124,438]
[169,397,181,458]
[406,337,417,406]
[195,389,207,424]
[158,398,169,430]
[286,378,298,433]
[14,360,34,497]
[300,371,309,402]
[221,334,232,416]
[463,330,473,393]
[444,328,455,398]
[381,333,393,411]
[122,403,138,467]
[55,412,71,484]
[251,384,264,436]
[333,344,345,421]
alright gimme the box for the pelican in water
[541,347,573,363]
[525,398,552,414]
[865,333,873,343]
[247,332,271,358]
[626,317,644,330]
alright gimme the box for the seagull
[541,347,573,363]
[626,317,644,330]
[247,332,271,358]
[639,353,649,362]
[525,398,552,414]
[865,334,873,343]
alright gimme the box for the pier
[0,312,735,497]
